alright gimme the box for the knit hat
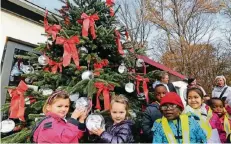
[188,77,195,84]
[214,75,226,85]
[160,92,184,110]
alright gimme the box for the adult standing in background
[157,71,177,93]
[212,75,231,101]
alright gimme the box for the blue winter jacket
[141,102,162,143]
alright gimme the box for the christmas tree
[1,0,157,142]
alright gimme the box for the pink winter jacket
[205,105,227,143]
[33,112,85,143]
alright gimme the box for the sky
[28,0,230,60]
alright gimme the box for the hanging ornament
[136,59,144,67]
[118,63,127,74]
[80,47,88,54]
[69,93,80,102]
[25,77,33,84]
[39,88,53,96]
[27,85,39,91]
[0,119,15,133]
[75,97,92,112]
[86,113,105,131]
[38,55,49,66]
[81,70,94,80]
[125,82,135,93]
[22,65,34,74]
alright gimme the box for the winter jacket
[152,115,207,143]
[212,85,231,99]
[183,104,226,143]
[141,102,162,143]
[33,112,85,143]
[100,120,134,143]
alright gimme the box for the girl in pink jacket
[210,97,231,142]
[32,91,88,143]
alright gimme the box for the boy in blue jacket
[141,84,167,143]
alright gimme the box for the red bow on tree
[106,0,115,16]
[106,0,115,6]
[136,75,149,103]
[44,10,61,41]
[49,59,63,74]
[94,82,114,110]
[115,30,124,55]
[79,13,99,39]
[8,81,28,121]
[56,36,80,68]
[94,59,109,76]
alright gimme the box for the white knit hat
[214,75,226,85]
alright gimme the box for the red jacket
[33,112,85,143]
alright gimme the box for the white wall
[0,10,47,60]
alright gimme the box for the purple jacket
[100,120,134,143]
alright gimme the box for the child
[89,95,134,143]
[210,97,230,142]
[32,90,88,143]
[152,92,207,143]
[184,87,225,142]
[141,84,167,143]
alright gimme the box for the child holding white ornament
[32,90,89,143]
[89,95,135,143]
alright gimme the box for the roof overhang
[137,55,186,80]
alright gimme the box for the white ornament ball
[80,47,88,54]
[136,59,144,67]
[38,55,49,66]
[69,93,80,102]
[0,119,15,133]
[39,88,53,96]
[118,63,127,74]
[86,114,105,131]
[25,77,33,84]
[125,82,135,93]
[22,65,34,74]
[75,97,91,112]
[81,70,94,80]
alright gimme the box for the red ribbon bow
[115,30,124,55]
[80,13,99,39]
[44,10,61,41]
[56,36,80,68]
[136,75,149,103]
[106,0,115,6]
[8,81,28,121]
[49,59,63,74]
[94,82,114,110]
[94,59,109,76]
[106,0,115,16]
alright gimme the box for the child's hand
[79,110,89,123]
[71,108,84,119]
[90,128,104,136]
